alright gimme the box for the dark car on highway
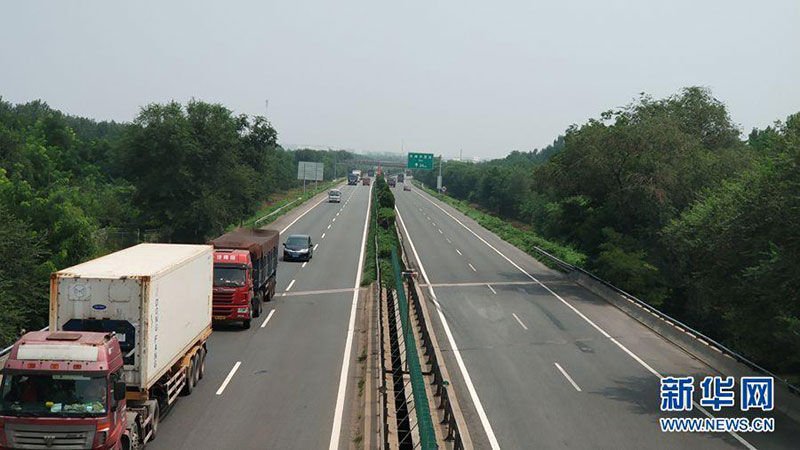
[283,234,313,261]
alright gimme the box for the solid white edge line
[286,279,296,291]
[215,361,241,395]
[260,309,276,328]
[554,363,581,392]
[468,263,477,272]
[328,182,372,450]
[512,312,529,331]
[487,284,497,295]
[280,196,328,234]
[413,189,758,450]
[395,206,501,450]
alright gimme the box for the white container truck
[49,243,213,447]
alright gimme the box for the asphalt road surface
[393,181,800,450]
[149,183,371,450]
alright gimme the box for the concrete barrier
[568,270,800,424]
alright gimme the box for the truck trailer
[209,228,279,329]
[0,243,214,449]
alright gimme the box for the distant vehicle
[210,228,279,328]
[329,189,342,202]
[367,169,375,177]
[348,173,358,185]
[284,234,313,261]
[362,177,371,185]
[397,173,405,183]
[388,177,396,187]
[352,169,362,178]
[403,184,411,191]
[0,244,214,449]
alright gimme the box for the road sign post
[407,152,435,170]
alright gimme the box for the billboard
[297,161,324,181]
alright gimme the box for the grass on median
[411,180,586,269]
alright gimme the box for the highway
[393,181,800,450]
[149,183,371,450]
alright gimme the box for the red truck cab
[212,249,257,327]
[0,331,128,449]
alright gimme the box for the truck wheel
[146,400,160,441]
[243,319,251,329]
[198,347,206,380]
[253,294,262,318]
[192,353,201,386]
[182,359,196,395]
[123,422,140,450]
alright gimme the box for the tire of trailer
[198,347,206,380]
[148,400,160,441]
[182,356,196,395]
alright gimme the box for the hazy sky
[2,1,799,159]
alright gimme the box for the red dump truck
[209,228,279,329]
[0,243,213,449]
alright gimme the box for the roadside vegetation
[362,174,400,286]
[0,97,359,347]
[414,87,800,377]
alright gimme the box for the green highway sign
[408,152,435,170]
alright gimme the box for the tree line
[415,87,800,377]
[0,97,361,346]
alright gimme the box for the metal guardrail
[406,277,465,449]
[253,197,301,225]
[0,326,49,358]
[395,222,465,449]
[531,245,800,397]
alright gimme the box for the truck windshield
[0,373,107,417]
[214,266,246,287]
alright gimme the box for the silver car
[328,189,342,203]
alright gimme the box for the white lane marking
[260,309,276,328]
[286,279,296,291]
[314,244,319,251]
[446,238,452,244]
[426,216,431,221]
[332,217,336,222]
[512,313,528,330]
[302,262,307,268]
[456,249,462,256]
[327,224,331,229]
[215,362,241,395]
[280,196,329,234]
[329,182,373,449]
[438,229,443,234]
[395,206,500,450]
[487,284,496,294]
[336,212,340,217]
[554,363,581,392]
[321,233,326,239]
[413,189,757,450]
[468,263,477,272]
[432,222,436,226]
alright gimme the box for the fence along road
[393,183,800,450]
[148,183,371,450]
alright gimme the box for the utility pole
[437,154,443,192]
[265,99,269,118]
